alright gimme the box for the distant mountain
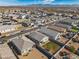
[0,4,79,8]
[28,4,79,7]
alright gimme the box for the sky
[0,0,79,6]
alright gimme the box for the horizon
[0,0,79,6]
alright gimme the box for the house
[28,31,49,46]
[11,35,35,56]
[0,24,22,36]
[21,14,28,19]
[55,23,72,31]
[76,48,79,55]
[0,43,17,59]
[47,25,66,33]
[39,27,61,40]
[58,18,79,26]
[9,14,20,19]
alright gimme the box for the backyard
[71,26,79,32]
[43,41,60,54]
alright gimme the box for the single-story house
[0,43,17,59]
[38,27,61,40]
[55,23,72,31]
[11,35,35,56]
[47,25,66,33]
[28,31,49,46]
[58,18,79,26]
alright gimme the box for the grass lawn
[43,41,60,54]
[71,29,79,32]
[71,26,79,32]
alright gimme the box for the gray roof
[0,25,21,33]
[0,43,17,59]
[55,23,72,30]
[29,31,48,42]
[0,25,17,31]
[39,27,60,40]
[61,19,75,23]
[59,19,78,25]
[48,25,66,32]
[11,35,35,53]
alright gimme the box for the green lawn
[43,41,60,54]
[69,46,75,53]
[71,26,79,32]
[71,29,79,32]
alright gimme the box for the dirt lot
[18,48,48,59]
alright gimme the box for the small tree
[69,46,75,53]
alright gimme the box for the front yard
[43,41,60,54]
